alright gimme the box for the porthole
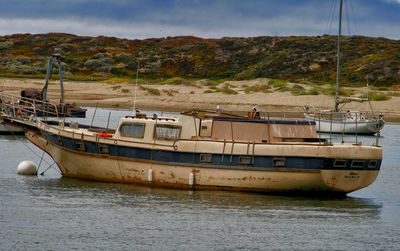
[238,156,252,165]
[200,153,212,163]
[368,160,377,168]
[272,157,286,167]
[75,141,85,151]
[333,159,347,168]
[351,160,365,168]
[97,144,109,154]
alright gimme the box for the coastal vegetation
[0,33,398,100]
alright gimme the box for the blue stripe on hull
[41,131,381,171]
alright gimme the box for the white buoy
[17,160,37,175]
[189,172,194,186]
[148,169,153,182]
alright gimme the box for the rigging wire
[326,0,338,35]
[349,0,359,36]
[325,0,357,37]
[344,0,352,36]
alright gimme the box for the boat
[24,108,382,195]
[304,0,384,135]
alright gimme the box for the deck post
[355,112,358,144]
[330,112,333,144]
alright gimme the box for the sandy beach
[1,77,399,122]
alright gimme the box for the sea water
[1,108,399,250]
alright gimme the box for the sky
[0,0,399,40]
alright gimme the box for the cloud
[383,0,400,3]
[0,0,398,40]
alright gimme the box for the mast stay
[334,0,343,112]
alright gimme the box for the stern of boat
[320,169,380,193]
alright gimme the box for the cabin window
[155,125,181,140]
[351,160,365,168]
[97,144,109,154]
[334,159,347,168]
[239,156,252,165]
[200,153,212,163]
[120,123,145,138]
[368,160,377,168]
[75,141,85,151]
[272,157,286,167]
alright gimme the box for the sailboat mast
[335,0,343,112]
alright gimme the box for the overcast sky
[0,0,399,40]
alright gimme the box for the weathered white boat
[304,108,384,135]
[25,109,382,195]
[304,0,384,135]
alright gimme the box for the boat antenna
[133,60,139,114]
[335,0,343,112]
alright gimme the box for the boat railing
[0,92,62,124]
[303,110,382,146]
[226,109,381,146]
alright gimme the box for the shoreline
[2,77,400,122]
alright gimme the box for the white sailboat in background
[304,0,384,135]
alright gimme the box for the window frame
[272,157,286,167]
[238,156,252,165]
[333,159,347,168]
[200,153,212,163]
[154,124,182,141]
[368,160,377,169]
[119,122,146,138]
[97,143,109,154]
[351,160,365,168]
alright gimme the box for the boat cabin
[113,110,320,143]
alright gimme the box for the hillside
[0,33,399,87]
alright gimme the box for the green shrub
[321,86,336,96]
[110,67,127,76]
[299,80,314,85]
[220,88,237,95]
[388,92,400,97]
[140,86,160,96]
[369,92,391,101]
[269,79,288,88]
[307,88,320,95]
[160,77,184,85]
[277,87,290,92]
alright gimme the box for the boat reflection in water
[25,107,383,196]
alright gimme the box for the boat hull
[26,130,381,195]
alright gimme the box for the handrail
[304,110,382,146]
[1,92,62,119]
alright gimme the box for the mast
[334,0,343,112]
[133,61,139,113]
